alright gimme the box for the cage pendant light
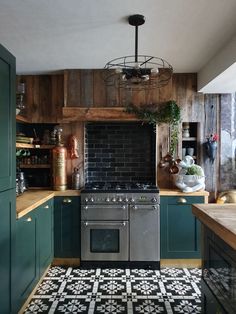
[104,14,173,91]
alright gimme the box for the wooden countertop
[160,189,209,197]
[16,189,81,219]
[16,188,208,219]
[192,203,236,250]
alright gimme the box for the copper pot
[169,161,179,174]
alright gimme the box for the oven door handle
[83,221,127,227]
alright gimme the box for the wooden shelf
[19,164,51,169]
[62,107,138,122]
[182,137,197,141]
[16,143,55,149]
[16,114,30,123]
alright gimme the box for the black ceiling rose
[128,14,145,26]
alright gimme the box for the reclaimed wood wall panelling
[202,94,220,201]
[219,94,236,192]
[93,70,106,107]
[80,70,93,108]
[51,74,64,122]
[65,70,81,107]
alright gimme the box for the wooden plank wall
[219,93,236,192]
[17,71,235,199]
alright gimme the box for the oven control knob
[90,197,95,203]
[130,197,135,203]
[123,197,129,203]
[152,197,157,203]
[111,197,116,202]
[118,197,123,202]
[105,197,110,202]
[84,197,89,203]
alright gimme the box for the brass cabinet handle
[44,205,49,209]
[177,197,187,204]
[63,198,72,203]
[26,217,32,222]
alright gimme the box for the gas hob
[82,182,159,193]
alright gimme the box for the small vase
[205,140,217,162]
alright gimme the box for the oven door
[81,220,129,261]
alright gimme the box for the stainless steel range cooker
[81,182,160,267]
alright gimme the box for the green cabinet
[38,199,54,277]
[54,196,80,258]
[160,195,204,259]
[0,189,15,314]
[0,44,16,314]
[12,211,38,311]
[0,44,15,192]
[12,199,54,313]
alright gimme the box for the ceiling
[1,0,236,91]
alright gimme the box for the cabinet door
[0,189,15,314]
[38,199,53,276]
[0,44,15,191]
[12,211,38,312]
[54,196,80,257]
[161,196,203,258]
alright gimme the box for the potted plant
[125,100,181,156]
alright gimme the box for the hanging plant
[125,100,181,156]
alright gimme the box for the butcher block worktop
[16,188,208,219]
[160,189,209,197]
[16,190,81,219]
[192,203,236,250]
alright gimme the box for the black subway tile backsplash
[85,122,156,183]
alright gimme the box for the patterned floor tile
[24,266,202,314]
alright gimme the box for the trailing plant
[125,100,181,156]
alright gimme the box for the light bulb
[151,68,159,74]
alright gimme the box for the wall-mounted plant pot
[204,140,217,162]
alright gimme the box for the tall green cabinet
[0,44,16,313]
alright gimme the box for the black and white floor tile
[24,267,202,313]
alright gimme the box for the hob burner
[83,182,159,193]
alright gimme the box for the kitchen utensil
[169,161,179,174]
[163,152,172,162]
[158,145,166,168]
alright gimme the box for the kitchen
[1,1,236,313]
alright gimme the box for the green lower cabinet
[12,211,38,312]
[0,189,15,314]
[38,199,54,277]
[161,196,204,259]
[54,196,80,258]
[12,199,54,313]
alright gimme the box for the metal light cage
[103,15,173,91]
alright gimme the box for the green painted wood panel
[0,189,15,314]
[54,196,80,258]
[12,211,38,312]
[0,44,15,192]
[38,199,54,276]
[161,196,204,259]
